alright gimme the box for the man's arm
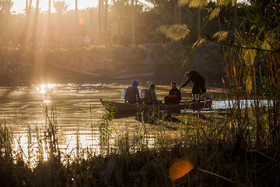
[180,79,191,88]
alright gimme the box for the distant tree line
[0,0,254,47]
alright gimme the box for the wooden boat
[100,98,212,114]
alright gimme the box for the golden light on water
[13,131,101,168]
[43,100,51,104]
[169,159,194,182]
[36,83,56,94]
[13,134,48,168]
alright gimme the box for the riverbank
[0,42,225,87]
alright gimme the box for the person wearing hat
[180,71,206,102]
[124,80,142,104]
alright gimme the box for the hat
[132,80,139,86]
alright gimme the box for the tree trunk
[174,0,178,24]
[178,1,181,24]
[45,0,51,47]
[98,0,102,44]
[197,6,201,40]
[104,0,108,46]
[90,9,94,45]
[218,14,221,31]
[233,3,238,28]
[117,1,124,44]
[31,0,43,82]
[131,0,135,45]
[24,0,32,45]
[48,0,51,18]
[32,0,39,45]
[28,0,32,15]
[26,0,28,15]
[75,0,78,24]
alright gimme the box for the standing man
[180,71,206,102]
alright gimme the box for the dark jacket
[181,71,205,87]
[145,89,159,105]
[127,80,142,103]
[168,88,181,100]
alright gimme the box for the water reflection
[212,99,273,110]
[1,83,160,167]
[35,83,56,94]
[4,83,266,167]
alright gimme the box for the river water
[0,83,181,165]
[4,83,266,166]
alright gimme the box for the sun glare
[78,18,85,25]
[36,83,56,94]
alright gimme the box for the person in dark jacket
[180,71,206,102]
[164,81,181,104]
[125,80,142,104]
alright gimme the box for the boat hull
[100,99,212,114]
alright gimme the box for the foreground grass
[0,108,279,187]
[0,138,278,186]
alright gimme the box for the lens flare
[78,18,85,25]
[169,159,194,182]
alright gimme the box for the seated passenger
[143,83,161,105]
[124,80,142,104]
[164,81,181,105]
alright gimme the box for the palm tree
[0,0,14,14]
[53,0,69,15]
[115,0,126,44]
[180,0,208,40]
[53,1,69,45]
